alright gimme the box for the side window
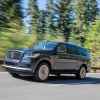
[67,46,79,55]
[66,44,89,57]
[57,44,67,54]
[79,48,88,57]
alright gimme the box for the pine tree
[85,20,100,68]
[0,0,23,32]
[45,0,54,34]
[37,10,47,41]
[0,0,8,31]
[76,0,98,46]
[54,0,72,42]
[9,0,23,31]
[0,0,25,58]
[28,0,39,34]
[84,0,98,25]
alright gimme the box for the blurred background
[0,0,100,70]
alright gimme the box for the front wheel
[34,63,50,82]
[76,67,86,79]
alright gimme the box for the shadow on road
[16,75,100,85]
[47,76,100,85]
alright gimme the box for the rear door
[65,45,81,70]
[55,44,80,70]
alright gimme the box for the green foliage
[46,0,54,34]
[54,0,73,42]
[28,0,39,34]
[85,20,100,53]
[45,33,64,42]
[75,0,98,46]
[85,20,100,67]
[0,0,23,30]
[0,31,34,58]
[0,0,100,69]
[0,0,34,59]
[37,10,47,41]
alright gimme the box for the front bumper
[2,64,33,75]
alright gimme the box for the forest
[0,0,100,68]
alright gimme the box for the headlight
[32,53,40,58]
[22,56,31,63]
[22,53,40,63]
[22,53,32,63]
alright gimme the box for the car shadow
[47,75,100,85]
[16,74,100,85]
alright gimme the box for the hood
[9,48,55,55]
[9,48,32,52]
[32,49,55,55]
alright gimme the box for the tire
[76,66,86,79]
[10,72,19,78]
[34,62,50,82]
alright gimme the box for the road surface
[0,72,100,100]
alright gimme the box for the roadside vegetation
[0,0,100,69]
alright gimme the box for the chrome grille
[7,50,22,60]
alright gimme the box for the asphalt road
[0,72,100,100]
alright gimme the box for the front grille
[7,50,22,60]
[5,61,17,66]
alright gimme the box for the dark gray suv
[3,41,91,81]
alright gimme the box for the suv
[3,41,91,81]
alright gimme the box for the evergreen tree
[76,0,98,46]
[0,0,9,31]
[84,0,98,25]
[54,0,73,42]
[45,0,54,34]
[85,20,100,68]
[37,10,47,41]
[0,0,31,58]
[28,0,39,34]
[9,0,23,32]
[0,0,23,31]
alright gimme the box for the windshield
[33,41,57,50]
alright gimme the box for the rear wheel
[76,67,86,79]
[34,63,50,82]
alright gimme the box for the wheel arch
[33,59,52,73]
[80,64,88,72]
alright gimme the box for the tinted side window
[66,46,79,55]
[57,44,67,54]
[78,48,88,56]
